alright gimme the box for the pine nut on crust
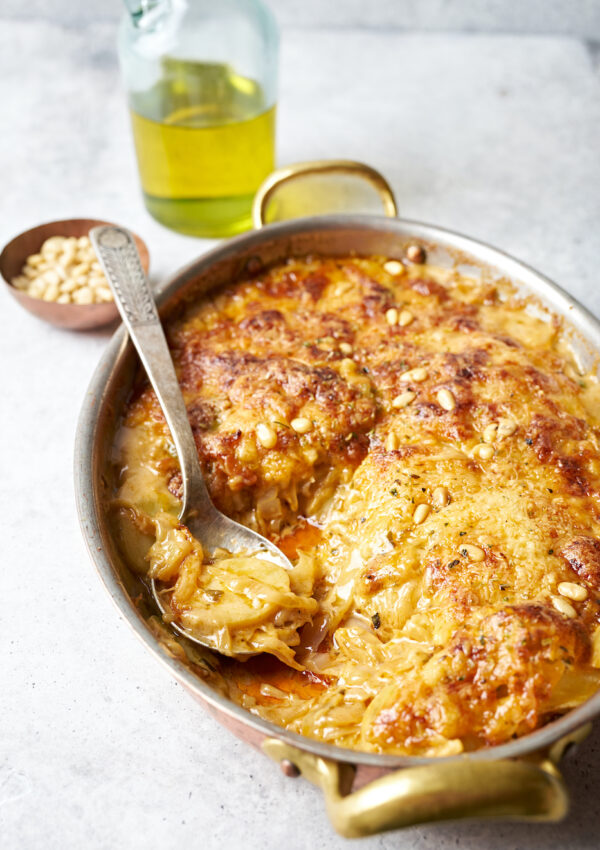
[552,596,576,618]
[437,389,456,411]
[473,444,494,460]
[256,423,277,449]
[392,390,416,409]
[432,486,449,507]
[557,582,588,602]
[497,418,517,438]
[400,367,428,383]
[384,260,405,275]
[291,417,312,434]
[483,423,498,444]
[459,544,485,562]
[385,432,399,451]
[413,503,430,524]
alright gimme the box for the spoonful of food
[91,226,315,664]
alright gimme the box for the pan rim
[74,213,600,769]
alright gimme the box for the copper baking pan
[74,161,600,837]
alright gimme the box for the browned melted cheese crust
[114,254,600,756]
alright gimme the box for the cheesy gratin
[112,250,600,756]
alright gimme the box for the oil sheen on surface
[129,59,275,237]
[112,253,600,756]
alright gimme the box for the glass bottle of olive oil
[118,1,278,237]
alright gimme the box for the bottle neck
[123,0,172,30]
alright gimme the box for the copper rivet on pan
[406,244,426,264]
[280,759,301,778]
[246,256,263,275]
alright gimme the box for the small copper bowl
[0,218,150,330]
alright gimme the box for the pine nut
[73,286,93,305]
[413,503,430,524]
[42,283,59,302]
[392,390,417,409]
[88,274,107,288]
[340,358,357,379]
[339,342,353,355]
[384,260,404,275]
[42,270,61,286]
[552,596,576,618]
[96,286,113,302]
[303,447,318,464]
[557,582,588,601]
[473,444,494,460]
[432,486,449,507]
[385,308,399,326]
[398,309,413,326]
[11,234,114,305]
[71,262,91,277]
[483,423,498,444]
[385,432,399,451]
[81,247,97,262]
[237,438,257,464]
[29,279,45,297]
[400,367,428,383]
[256,423,277,449]
[437,388,456,411]
[459,544,485,562]
[291,417,312,434]
[58,249,76,268]
[42,236,65,254]
[497,418,517,438]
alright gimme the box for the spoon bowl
[90,225,292,655]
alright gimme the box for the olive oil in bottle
[129,59,275,237]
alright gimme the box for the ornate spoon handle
[90,225,214,521]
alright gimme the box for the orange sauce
[276,520,323,560]
[231,655,329,704]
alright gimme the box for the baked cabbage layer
[112,254,600,755]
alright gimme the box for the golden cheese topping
[112,252,600,756]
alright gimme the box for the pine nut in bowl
[0,218,150,330]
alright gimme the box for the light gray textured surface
[6,0,600,37]
[2,8,600,850]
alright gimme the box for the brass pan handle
[263,725,590,838]
[252,159,398,229]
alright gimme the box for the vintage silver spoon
[90,225,292,651]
